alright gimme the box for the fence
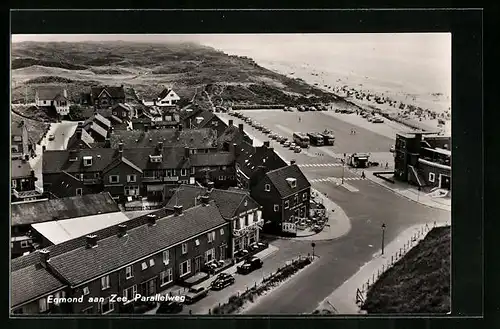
[355,221,450,308]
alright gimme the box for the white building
[35,87,71,116]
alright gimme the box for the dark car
[211,273,236,291]
[237,257,263,275]
[156,301,183,314]
[184,286,209,304]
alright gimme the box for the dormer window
[286,178,297,188]
[149,155,163,163]
[83,156,93,167]
[265,184,271,192]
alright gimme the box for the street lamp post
[311,242,316,259]
[381,223,386,255]
[341,153,346,184]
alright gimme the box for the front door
[440,175,451,190]
[194,256,203,273]
[219,245,227,260]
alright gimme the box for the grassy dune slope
[362,226,451,314]
[11,41,339,106]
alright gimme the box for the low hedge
[212,257,312,315]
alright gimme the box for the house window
[160,268,173,286]
[191,167,195,174]
[284,200,289,209]
[94,172,100,178]
[172,169,176,176]
[122,112,127,118]
[181,169,187,176]
[220,228,224,235]
[219,176,226,181]
[101,275,110,290]
[166,169,172,177]
[205,248,215,263]
[109,175,119,183]
[179,260,191,277]
[11,180,17,188]
[149,259,155,267]
[274,204,279,212]
[125,185,139,196]
[127,175,137,183]
[195,239,200,246]
[39,297,48,313]
[20,240,30,248]
[182,243,188,254]
[429,172,435,182]
[83,287,90,295]
[76,188,83,196]
[163,250,169,265]
[303,192,307,201]
[83,157,93,167]
[265,184,271,192]
[141,262,148,270]
[99,297,114,314]
[208,231,215,243]
[123,285,137,301]
[125,266,133,279]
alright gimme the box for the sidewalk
[365,171,451,212]
[316,222,449,314]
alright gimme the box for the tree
[69,104,85,121]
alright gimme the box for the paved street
[214,110,450,314]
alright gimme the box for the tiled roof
[186,110,216,129]
[48,202,226,286]
[32,212,132,245]
[110,128,218,149]
[12,159,33,178]
[122,147,191,170]
[37,87,66,100]
[67,129,95,149]
[166,184,260,219]
[266,164,311,197]
[237,144,287,179]
[89,122,108,138]
[11,192,120,226]
[42,148,118,174]
[11,263,66,308]
[103,156,143,174]
[217,125,251,147]
[94,114,111,128]
[158,88,172,100]
[91,86,125,100]
[190,152,234,167]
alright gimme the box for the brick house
[10,193,120,258]
[91,85,126,109]
[394,132,451,190]
[11,158,44,203]
[165,183,263,257]
[11,203,230,314]
[249,163,311,235]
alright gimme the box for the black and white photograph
[10,31,453,316]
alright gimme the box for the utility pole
[381,223,386,255]
[342,153,346,184]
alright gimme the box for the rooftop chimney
[39,249,50,267]
[229,119,234,126]
[290,159,296,165]
[77,122,84,128]
[263,141,270,148]
[238,123,244,133]
[147,214,157,226]
[31,170,35,177]
[174,205,183,216]
[200,195,210,205]
[118,224,127,237]
[86,234,98,249]
[118,142,124,153]
[76,127,83,139]
[184,147,190,158]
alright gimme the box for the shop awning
[147,184,164,192]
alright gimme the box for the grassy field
[11,41,339,107]
[362,226,451,314]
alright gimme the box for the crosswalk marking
[309,176,365,183]
[298,163,343,168]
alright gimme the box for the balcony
[233,218,264,237]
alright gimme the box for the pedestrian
[385,162,388,169]
[361,171,365,179]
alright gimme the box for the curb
[366,175,451,212]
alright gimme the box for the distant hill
[362,226,451,314]
[11,41,341,107]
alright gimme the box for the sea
[198,34,451,114]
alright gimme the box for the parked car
[294,146,302,153]
[237,257,263,275]
[156,300,183,314]
[234,249,250,259]
[262,128,271,134]
[310,106,317,111]
[283,141,291,147]
[211,273,236,291]
[48,134,55,141]
[184,286,209,304]
[372,117,384,123]
[271,134,279,140]
[289,143,297,150]
[280,138,288,144]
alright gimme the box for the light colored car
[283,141,291,147]
[372,117,384,123]
[294,146,302,153]
[289,143,296,150]
[48,134,55,141]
